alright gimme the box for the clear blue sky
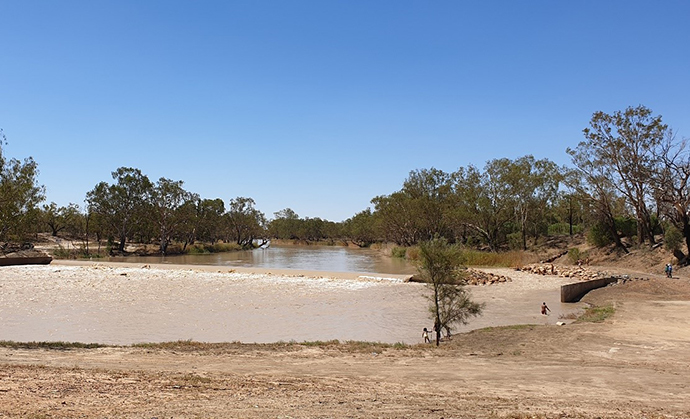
[2,1,689,221]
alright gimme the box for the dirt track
[1,277,689,418]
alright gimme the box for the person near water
[541,302,550,315]
[422,327,431,343]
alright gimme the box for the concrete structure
[561,277,621,302]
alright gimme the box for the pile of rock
[464,268,512,285]
[517,263,603,281]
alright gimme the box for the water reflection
[110,245,416,275]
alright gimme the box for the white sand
[0,261,584,345]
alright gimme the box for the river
[108,244,417,275]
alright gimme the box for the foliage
[0,130,45,241]
[576,304,615,323]
[0,340,105,349]
[416,237,483,346]
[567,248,589,265]
[86,167,153,253]
[150,177,198,254]
[391,246,407,258]
[664,224,683,251]
[547,222,582,236]
[587,222,614,248]
[186,242,242,254]
[614,216,637,238]
[225,197,266,247]
[457,249,529,267]
[571,106,666,248]
[342,208,379,247]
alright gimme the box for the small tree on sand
[417,237,484,346]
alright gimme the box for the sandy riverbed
[0,260,583,345]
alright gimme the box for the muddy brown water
[109,245,416,275]
[0,262,583,345]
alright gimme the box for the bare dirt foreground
[1,268,689,418]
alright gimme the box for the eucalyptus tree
[653,132,690,261]
[41,202,80,237]
[450,164,513,251]
[502,156,562,250]
[150,177,197,254]
[343,208,379,247]
[225,197,267,247]
[563,162,628,252]
[193,198,225,244]
[372,168,453,246]
[269,208,301,240]
[371,191,421,246]
[571,106,667,246]
[416,236,483,346]
[86,167,153,253]
[0,130,45,242]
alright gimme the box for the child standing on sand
[541,302,550,315]
[422,327,430,343]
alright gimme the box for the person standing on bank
[541,302,550,315]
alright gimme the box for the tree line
[2,105,690,261]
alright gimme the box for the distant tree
[225,197,267,247]
[0,130,45,242]
[150,178,197,254]
[653,132,690,262]
[194,198,225,243]
[372,168,453,247]
[450,164,513,251]
[501,156,562,250]
[86,167,153,253]
[343,208,379,247]
[566,153,628,252]
[416,237,483,346]
[42,202,80,237]
[269,208,301,240]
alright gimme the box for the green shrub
[664,224,683,251]
[185,243,242,254]
[547,223,582,236]
[587,223,613,247]
[391,247,407,258]
[577,304,615,323]
[506,232,522,250]
[614,216,637,238]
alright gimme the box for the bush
[664,224,684,252]
[391,247,407,258]
[614,216,637,238]
[185,243,242,254]
[567,248,588,265]
[547,223,582,236]
[587,223,613,247]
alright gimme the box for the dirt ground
[1,273,689,418]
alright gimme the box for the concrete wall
[561,277,620,302]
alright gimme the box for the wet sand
[0,261,584,344]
